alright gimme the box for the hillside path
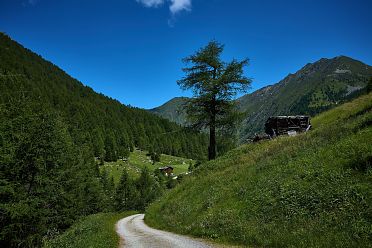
[116,214,212,248]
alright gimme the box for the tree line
[0,33,209,163]
[0,98,106,247]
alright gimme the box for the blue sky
[1,0,371,109]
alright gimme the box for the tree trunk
[209,90,217,161]
[208,119,217,160]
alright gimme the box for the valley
[100,149,193,183]
[1,2,371,246]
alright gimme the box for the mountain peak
[289,55,371,83]
[151,55,372,141]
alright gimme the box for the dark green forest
[0,33,208,161]
[0,32,208,247]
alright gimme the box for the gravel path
[116,214,212,248]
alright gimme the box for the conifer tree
[178,41,251,160]
[92,128,105,158]
[104,132,118,162]
[115,169,137,211]
[135,167,161,211]
[100,168,115,210]
[0,97,107,247]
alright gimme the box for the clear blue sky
[1,0,371,109]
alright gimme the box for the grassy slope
[101,149,193,184]
[43,211,136,248]
[146,93,372,247]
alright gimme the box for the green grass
[128,149,193,174]
[101,149,193,184]
[146,93,372,247]
[43,211,136,248]
[101,160,141,184]
[155,153,193,174]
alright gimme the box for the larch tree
[177,41,252,160]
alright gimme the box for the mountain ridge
[149,96,189,125]
[150,55,372,140]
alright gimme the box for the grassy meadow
[146,93,372,247]
[100,149,193,184]
[43,211,136,248]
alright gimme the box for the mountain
[146,93,372,247]
[237,55,372,140]
[149,97,188,125]
[150,56,372,140]
[0,33,208,160]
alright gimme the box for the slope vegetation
[146,93,372,247]
[0,33,207,160]
[44,211,136,248]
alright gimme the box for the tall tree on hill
[177,41,252,160]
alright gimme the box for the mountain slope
[0,33,208,160]
[149,97,188,125]
[146,92,372,247]
[238,55,372,140]
[150,56,372,140]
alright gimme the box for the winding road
[116,214,212,248]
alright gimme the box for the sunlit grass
[100,149,193,184]
[43,211,136,248]
[146,93,372,247]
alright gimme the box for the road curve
[116,214,212,248]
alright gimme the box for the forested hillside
[0,32,207,247]
[0,32,208,161]
[0,99,108,247]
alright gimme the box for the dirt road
[116,214,212,248]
